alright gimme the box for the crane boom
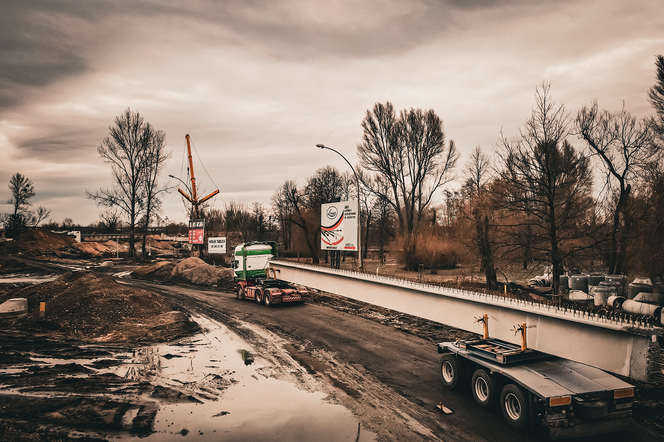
[179,134,219,219]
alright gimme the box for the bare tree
[99,209,122,233]
[271,179,321,263]
[358,102,458,245]
[368,174,395,264]
[497,83,595,294]
[576,101,656,274]
[271,183,294,250]
[648,54,664,133]
[87,108,165,257]
[223,200,252,242]
[6,173,41,235]
[28,206,51,227]
[140,126,170,258]
[250,203,269,241]
[460,146,497,289]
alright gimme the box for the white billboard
[321,200,358,251]
[207,237,227,254]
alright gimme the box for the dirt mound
[132,260,175,280]
[1,271,199,343]
[146,236,174,251]
[169,257,234,286]
[72,240,132,257]
[102,239,128,252]
[0,258,51,276]
[72,241,111,256]
[0,228,75,255]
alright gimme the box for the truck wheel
[500,384,528,429]
[439,354,465,390]
[472,369,498,409]
[236,286,245,300]
[263,291,273,307]
[255,289,263,304]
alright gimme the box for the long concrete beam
[269,261,662,381]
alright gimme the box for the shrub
[394,232,462,271]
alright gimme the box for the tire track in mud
[144,282,482,442]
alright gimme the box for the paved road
[133,280,662,442]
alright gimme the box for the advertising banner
[320,200,358,251]
[188,219,205,244]
[208,237,227,254]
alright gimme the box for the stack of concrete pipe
[564,274,662,323]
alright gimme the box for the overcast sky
[1,0,663,227]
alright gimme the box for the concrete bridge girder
[269,261,658,381]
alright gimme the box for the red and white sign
[188,219,205,244]
[320,200,358,251]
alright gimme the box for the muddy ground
[1,244,663,441]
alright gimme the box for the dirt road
[136,280,663,442]
[2,253,662,441]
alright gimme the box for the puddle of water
[114,316,377,442]
[118,318,375,442]
[2,315,376,441]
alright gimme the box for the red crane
[176,134,219,219]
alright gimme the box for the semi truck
[232,241,309,306]
[437,315,634,440]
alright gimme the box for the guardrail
[269,261,663,381]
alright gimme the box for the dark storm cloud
[0,0,167,110]
[13,127,101,161]
[0,5,88,109]
[2,0,661,226]
[0,0,522,112]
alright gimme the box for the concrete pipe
[590,286,610,307]
[0,298,28,317]
[606,295,626,309]
[622,299,662,320]
[633,292,664,306]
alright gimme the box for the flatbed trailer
[437,319,634,440]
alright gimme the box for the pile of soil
[132,257,234,290]
[0,271,199,343]
[145,236,174,251]
[0,228,75,256]
[0,258,53,276]
[72,241,116,256]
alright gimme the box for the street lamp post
[168,174,192,199]
[316,144,363,271]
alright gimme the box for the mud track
[134,280,664,442]
[2,255,663,441]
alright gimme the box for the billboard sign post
[188,219,205,245]
[208,237,227,254]
[321,200,358,251]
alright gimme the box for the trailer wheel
[439,354,465,390]
[471,369,498,408]
[500,384,528,429]
[263,290,273,307]
[255,289,263,304]
[236,286,245,300]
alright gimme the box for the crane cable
[188,136,220,191]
